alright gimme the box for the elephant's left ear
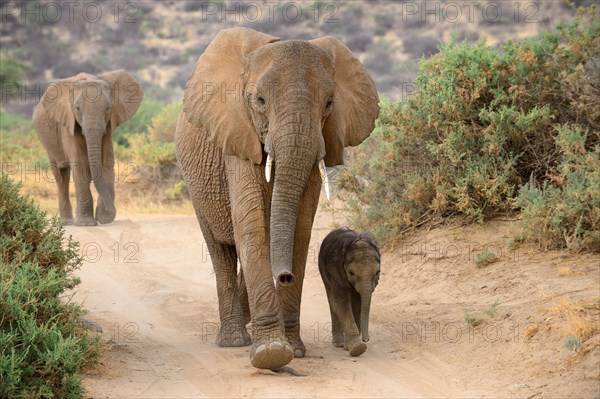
[310,37,380,167]
[99,70,144,131]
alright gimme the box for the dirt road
[69,208,599,398]
[69,211,463,398]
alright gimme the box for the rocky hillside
[1,0,588,116]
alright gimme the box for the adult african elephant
[175,28,379,369]
[33,70,143,226]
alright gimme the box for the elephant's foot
[216,327,251,347]
[332,334,345,348]
[95,206,116,224]
[60,217,75,226]
[285,332,306,358]
[250,339,294,369]
[74,216,98,226]
[347,339,367,357]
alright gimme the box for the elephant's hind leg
[199,217,251,347]
[238,269,251,325]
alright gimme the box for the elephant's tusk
[319,160,331,201]
[265,154,273,182]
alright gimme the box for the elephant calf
[318,227,381,357]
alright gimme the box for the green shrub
[0,127,45,165]
[118,133,176,168]
[165,180,187,201]
[475,248,497,268]
[0,111,33,135]
[514,126,600,251]
[339,6,599,249]
[113,100,187,203]
[0,176,98,398]
[563,335,582,351]
[114,89,165,146]
[147,101,182,143]
[0,53,27,99]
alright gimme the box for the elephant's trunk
[269,116,319,286]
[86,129,115,214]
[360,289,373,342]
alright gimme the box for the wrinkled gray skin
[33,71,142,226]
[176,28,379,370]
[318,227,381,357]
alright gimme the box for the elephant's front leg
[95,133,116,224]
[71,159,97,226]
[278,165,322,358]
[50,161,73,224]
[330,291,367,357]
[228,158,294,369]
[197,214,251,347]
[64,134,96,226]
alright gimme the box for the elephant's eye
[75,104,80,111]
[257,96,265,105]
[349,271,355,277]
[326,98,333,108]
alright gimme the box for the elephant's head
[40,70,143,222]
[343,232,381,342]
[183,28,379,285]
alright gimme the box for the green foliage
[465,299,500,327]
[563,335,582,351]
[475,248,497,268]
[0,110,34,136]
[0,53,27,98]
[114,89,166,146]
[121,134,176,168]
[483,298,501,317]
[339,6,600,250]
[148,101,182,143]
[514,126,600,251]
[464,311,484,327]
[0,176,98,398]
[116,101,181,168]
[0,127,47,167]
[165,181,187,201]
[113,100,188,203]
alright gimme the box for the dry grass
[558,267,574,276]
[117,196,194,215]
[548,297,599,341]
[18,179,193,219]
[524,324,539,339]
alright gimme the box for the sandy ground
[68,208,600,399]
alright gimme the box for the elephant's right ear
[39,80,76,136]
[360,232,381,254]
[183,28,279,165]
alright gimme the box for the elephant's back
[175,112,234,244]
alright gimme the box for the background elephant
[33,70,143,226]
[318,227,381,357]
[175,28,379,369]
